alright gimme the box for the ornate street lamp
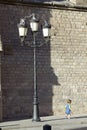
[17,13,51,122]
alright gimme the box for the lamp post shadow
[0,2,60,121]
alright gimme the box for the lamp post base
[32,103,41,122]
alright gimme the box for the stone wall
[0,4,87,121]
[50,9,87,115]
[76,0,87,5]
[0,58,2,122]
[0,36,2,121]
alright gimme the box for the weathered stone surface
[76,0,87,5]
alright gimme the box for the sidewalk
[0,114,87,130]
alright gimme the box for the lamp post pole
[17,13,51,122]
[32,33,40,121]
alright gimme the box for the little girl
[65,99,72,119]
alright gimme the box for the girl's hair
[67,99,72,104]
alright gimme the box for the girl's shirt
[65,103,71,114]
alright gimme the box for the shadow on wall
[0,4,60,121]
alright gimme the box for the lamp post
[17,13,51,122]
